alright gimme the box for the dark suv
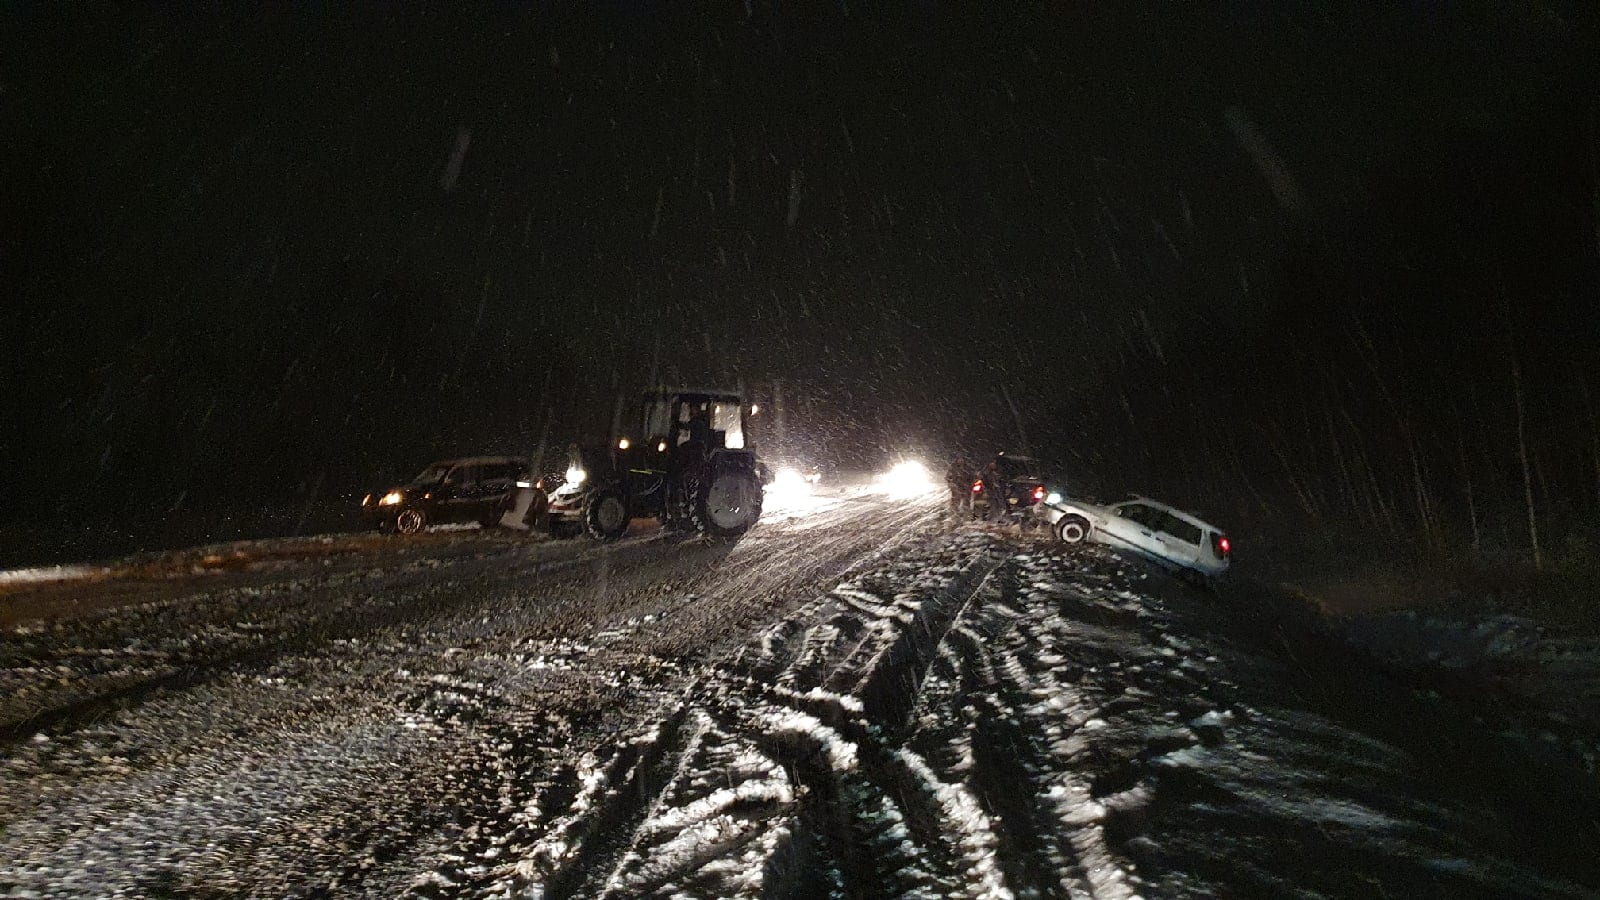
[362,456,530,534]
[971,453,1047,520]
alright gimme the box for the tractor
[545,390,769,540]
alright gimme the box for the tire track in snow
[505,529,1023,898]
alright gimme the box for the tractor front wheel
[584,490,630,541]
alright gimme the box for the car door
[440,464,480,521]
[480,464,519,515]
[1102,503,1167,557]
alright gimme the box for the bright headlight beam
[565,466,587,486]
[875,460,936,499]
[768,467,810,496]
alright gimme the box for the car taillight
[1211,534,1231,559]
[1031,486,1045,502]
[971,481,983,493]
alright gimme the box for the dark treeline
[2,3,1595,564]
[1052,77,1600,568]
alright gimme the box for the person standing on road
[945,456,973,513]
[981,456,1008,521]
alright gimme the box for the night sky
[3,2,1596,560]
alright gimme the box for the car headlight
[565,466,587,486]
[1046,492,1062,505]
[379,491,404,506]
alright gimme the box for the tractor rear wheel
[584,489,630,541]
[695,468,762,537]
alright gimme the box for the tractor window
[675,402,711,446]
[641,399,672,441]
[711,402,745,449]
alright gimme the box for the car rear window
[997,458,1039,479]
[1157,513,1202,546]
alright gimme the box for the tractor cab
[638,391,749,467]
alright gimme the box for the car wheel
[395,508,428,535]
[1055,514,1091,544]
[584,490,630,541]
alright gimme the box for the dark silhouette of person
[980,456,1009,521]
[945,456,973,511]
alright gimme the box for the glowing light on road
[768,467,811,498]
[762,465,835,518]
[876,460,937,499]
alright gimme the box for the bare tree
[1510,337,1540,569]
[1458,421,1480,553]
[1581,374,1600,511]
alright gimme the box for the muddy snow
[1,492,1595,897]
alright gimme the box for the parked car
[1039,494,1231,582]
[970,453,1048,521]
[362,456,534,535]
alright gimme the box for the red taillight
[1219,537,1231,555]
[972,481,983,493]
[1031,486,1045,502]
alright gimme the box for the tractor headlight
[379,491,404,506]
[565,466,587,487]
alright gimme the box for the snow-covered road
[1,491,1595,897]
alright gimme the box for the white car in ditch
[1039,495,1231,582]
